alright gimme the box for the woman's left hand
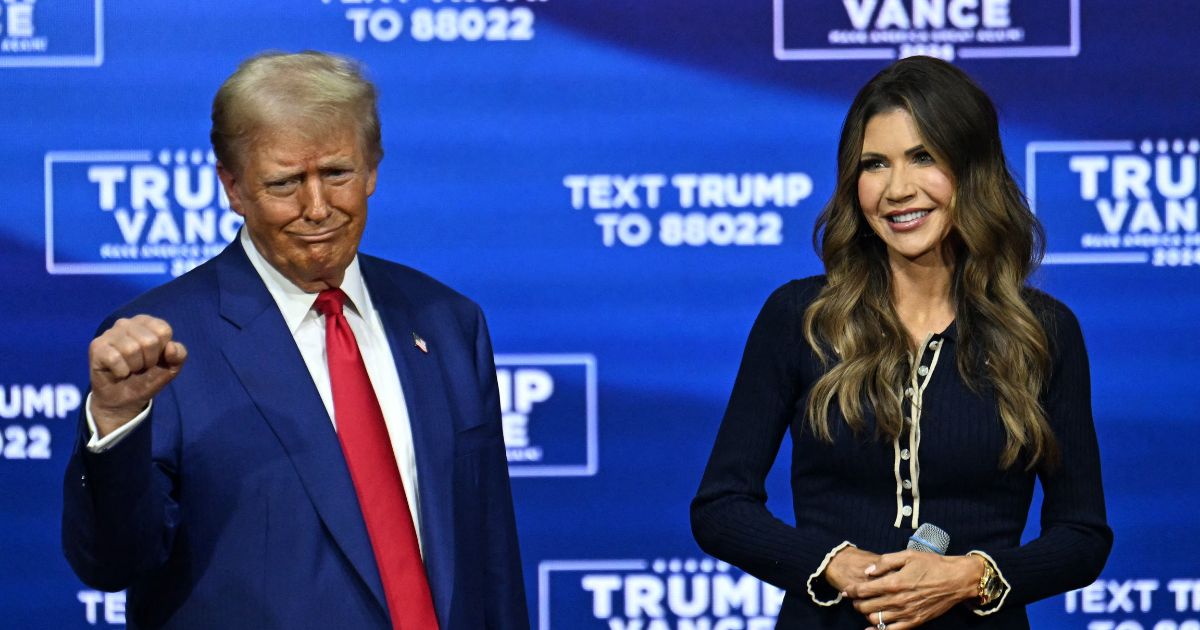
[841,550,982,630]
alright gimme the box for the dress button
[900,448,910,460]
[904,387,914,397]
[929,340,940,350]
[917,365,929,376]
[905,416,912,424]
[903,479,912,489]
[902,505,913,516]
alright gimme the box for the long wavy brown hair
[802,56,1058,470]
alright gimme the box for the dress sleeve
[690,280,851,594]
[975,302,1113,605]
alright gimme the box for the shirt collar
[238,228,369,333]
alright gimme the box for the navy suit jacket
[63,242,528,629]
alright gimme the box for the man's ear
[365,164,378,197]
[216,161,246,216]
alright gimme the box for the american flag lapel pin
[412,332,429,354]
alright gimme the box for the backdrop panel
[3,1,1198,628]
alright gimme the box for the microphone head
[907,522,950,555]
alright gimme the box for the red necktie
[314,288,439,630]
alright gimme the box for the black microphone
[907,522,950,555]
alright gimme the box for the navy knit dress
[691,276,1111,629]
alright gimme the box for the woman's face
[857,108,955,266]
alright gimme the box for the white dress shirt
[86,230,425,550]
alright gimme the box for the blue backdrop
[3,1,1199,628]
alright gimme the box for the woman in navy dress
[691,56,1111,629]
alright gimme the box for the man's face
[218,123,377,292]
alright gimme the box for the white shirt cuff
[807,540,857,606]
[85,392,152,453]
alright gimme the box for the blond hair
[210,50,382,171]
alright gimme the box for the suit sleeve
[976,303,1113,605]
[690,281,848,595]
[62,377,183,592]
[471,305,531,629]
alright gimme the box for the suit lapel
[213,244,389,614]
[361,257,458,625]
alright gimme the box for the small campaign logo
[538,557,783,629]
[44,149,242,277]
[496,354,597,477]
[773,0,1078,62]
[0,0,103,67]
[1027,138,1200,268]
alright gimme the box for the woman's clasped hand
[829,547,982,630]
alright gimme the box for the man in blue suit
[63,51,528,629]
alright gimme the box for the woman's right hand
[824,546,884,592]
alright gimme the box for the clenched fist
[89,315,187,437]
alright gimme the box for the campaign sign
[537,557,784,630]
[44,149,242,277]
[496,354,598,478]
[773,0,1078,62]
[1026,138,1200,268]
[0,0,103,67]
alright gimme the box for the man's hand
[824,546,884,593]
[841,550,982,630]
[89,315,187,437]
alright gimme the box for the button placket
[893,332,945,529]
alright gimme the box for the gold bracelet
[975,555,1002,606]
